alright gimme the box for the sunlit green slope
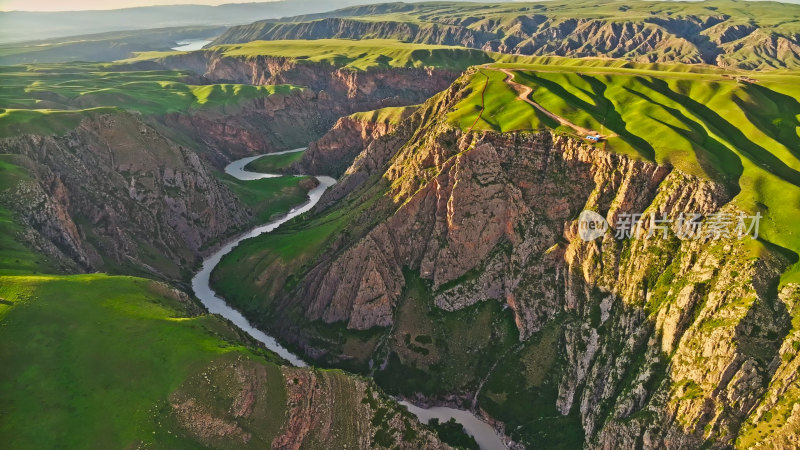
[450,60,800,282]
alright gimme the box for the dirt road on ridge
[498,68,600,137]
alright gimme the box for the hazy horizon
[3,0,800,12]
[0,0,283,12]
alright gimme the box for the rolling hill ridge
[212,0,800,70]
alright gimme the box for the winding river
[171,39,213,51]
[191,149,507,449]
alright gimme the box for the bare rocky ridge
[222,73,800,447]
[293,106,416,177]
[273,366,450,449]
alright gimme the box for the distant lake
[171,39,212,51]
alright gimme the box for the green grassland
[139,38,725,74]
[244,150,306,173]
[0,63,303,137]
[0,157,300,447]
[448,60,800,283]
[350,104,419,124]
[211,206,352,315]
[0,273,287,448]
[211,39,493,71]
[132,38,495,71]
[218,171,314,223]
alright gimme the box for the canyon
[211,70,800,448]
[0,55,456,283]
[3,2,800,448]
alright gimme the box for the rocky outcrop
[0,111,251,280]
[274,367,450,449]
[295,106,417,177]
[167,346,450,448]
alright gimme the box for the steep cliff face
[213,76,799,447]
[211,2,800,70]
[0,111,250,279]
[157,89,325,166]
[154,51,458,132]
[212,17,494,50]
[294,105,417,177]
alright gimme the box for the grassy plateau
[129,38,496,71]
[0,63,303,137]
[0,147,308,446]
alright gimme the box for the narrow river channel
[191,149,507,449]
